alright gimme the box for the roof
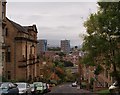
[6,17,37,33]
[11,21,27,33]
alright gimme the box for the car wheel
[25,92,28,95]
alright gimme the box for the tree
[62,61,74,67]
[52,61,66,83]
[65,69,76,82]
[82,1,120,87]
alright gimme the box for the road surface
[45,83,97,95]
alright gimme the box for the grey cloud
[7,2,97,46]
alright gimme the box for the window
[2,3,5,20]
[5,28,8,36]
[2,28,8,37]
[2,52,5,62]
[2,28,4,36]
[2,12,5,20]
[7,71,11,80]
[6,47,11,62]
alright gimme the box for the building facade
[2,1,39,82]
[1,0,7,81]
[0,0,2,79]
[61,40,70,54]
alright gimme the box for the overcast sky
[6,2,98,47]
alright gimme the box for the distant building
[61,40,70,53]
[37,39,47,55]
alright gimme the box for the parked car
[30,84,36,95]
[16,82,31,95]
[33,82,44,94]
[0,82,19,95]
[72,81,77,87]
[109,81,120,94]
[43,83,48,93]
[0,82,2,86]
[47,83,51,92]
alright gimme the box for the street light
[78,51,84,89]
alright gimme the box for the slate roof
[6,17,37,33]
[10,20,27,32]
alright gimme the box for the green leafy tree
[65,69,76,82]
[52,61,66,82]
[62,61,74,67]
[82,1,120,87]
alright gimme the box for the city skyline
[7,2,98,47]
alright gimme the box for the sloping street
[45,83,97,95]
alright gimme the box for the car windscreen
[30,84,33,87]
[17,83,26,88]
[34,83,42,87]
[0,83,9,89]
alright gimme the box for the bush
[81,82,87,89]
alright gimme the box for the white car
[16,82,31,95]
[109,81,119,93]
[72,81,77,87]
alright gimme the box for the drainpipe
[14,40,16,80]
[25,40,27,82]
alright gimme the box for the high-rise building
[37,39,47,54]
[61,40,70,53]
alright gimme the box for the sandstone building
[2,1,39,82]
[0,0,7,80]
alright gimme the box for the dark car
[43,83,48,93]
[0,82,19,95]
[46,84,51,92]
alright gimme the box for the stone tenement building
[0,0,3,78]
[2,1,39,82]
[1,0,7,79]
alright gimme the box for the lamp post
[78,51,84,89]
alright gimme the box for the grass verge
[96,89,110,95]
